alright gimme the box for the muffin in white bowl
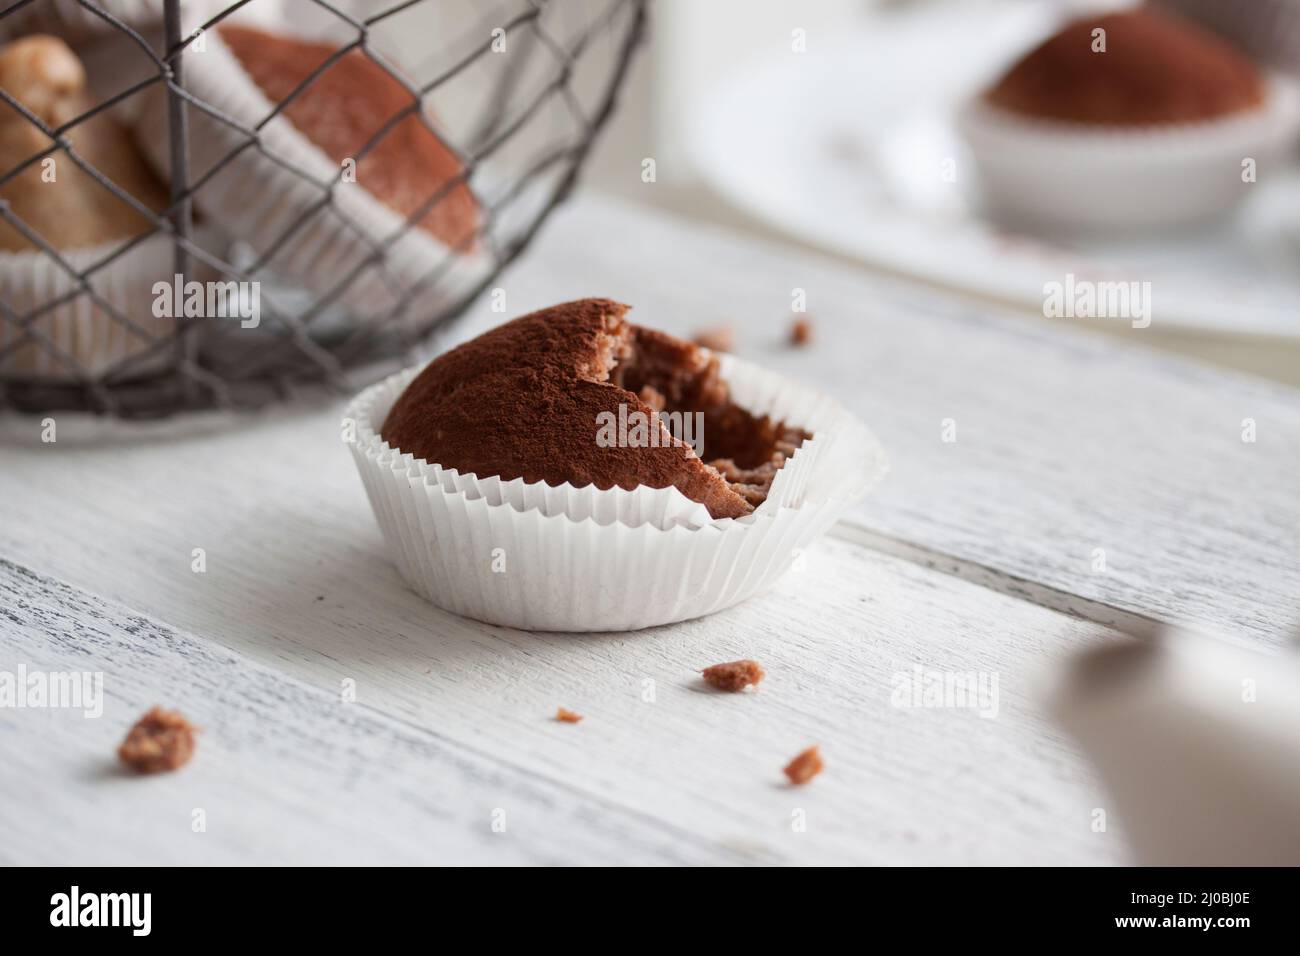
[956,9,1300,235]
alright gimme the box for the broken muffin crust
[380,299,809,519]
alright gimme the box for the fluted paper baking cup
[956,79,1300,234]
[0,234,177,380]
[131,20,485,325]
[344,355,887,631]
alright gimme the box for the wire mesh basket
[0,0,646,417]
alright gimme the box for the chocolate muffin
[381,299,809,520]
[985,10,1264,125]
[218,24,477,250]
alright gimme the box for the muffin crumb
[692,325,735,353]
[701,659,765,692]
[783,745,823,785]
[117,707,198,773]
[789,317,813,347]
[555,707,583,723]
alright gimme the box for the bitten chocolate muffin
[985,10,1265,125]
[218,24,477,250]
[381,299,809,520]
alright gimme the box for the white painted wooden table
[2,194,1298,865]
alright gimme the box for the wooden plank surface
[0,559,747,866]
[3,192,1298,864]
[0,538,1128,866]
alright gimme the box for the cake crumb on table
[783,745,824,785]
[555,707,583,723]
[692,325,735,353]
[117,707,198,774]
[789,317,813,346]
[701,659,765,692]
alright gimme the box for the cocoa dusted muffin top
[380,299,809,520]
[219,24,477,250]
[985,10,1265,125]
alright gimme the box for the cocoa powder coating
[380,299,808,519]
[986,10,1264,125]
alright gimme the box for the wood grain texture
[2,192,1296,865]
[0,537,1128,865]
[0,559,742,866]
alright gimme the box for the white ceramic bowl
[956,79,1300,235]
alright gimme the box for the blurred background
[578,0,1300,385]
[3,0,1298,415]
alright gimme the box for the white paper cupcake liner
[344,355,887,631]
[956,78,1300,234]
[131,18,486,326]
[0,233,177,380]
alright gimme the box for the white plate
[683,0,1300,340]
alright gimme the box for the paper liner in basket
[130,19,486,326]
[0,233,177,380]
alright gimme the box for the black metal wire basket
[0,0,646,417]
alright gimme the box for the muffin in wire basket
[0,34,176,382]
[0,0,648,416]
[131,16,484,330]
